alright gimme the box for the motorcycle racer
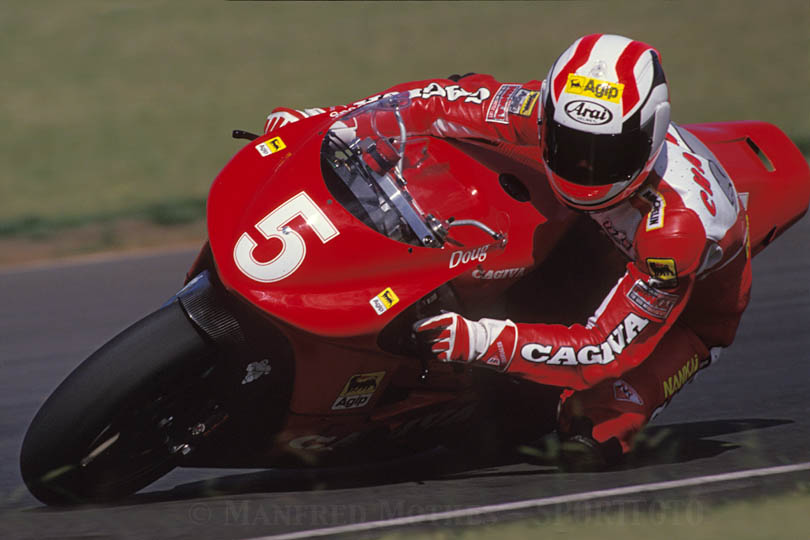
[264,34,752,470]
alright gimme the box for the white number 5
[234,191,339,283]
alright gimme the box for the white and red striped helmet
[540,34,671,211]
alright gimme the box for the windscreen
[320,93,444,248]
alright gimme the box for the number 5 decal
[234,191,339,283]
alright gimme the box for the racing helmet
[539,34,671,211]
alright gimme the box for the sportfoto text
[186,498,704,528]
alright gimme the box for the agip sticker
[331,371,386,410]
[369,287,399,315]
[564,74,624,104]
[255,136,287,157]
[646,258,678,288]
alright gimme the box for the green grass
[1,1,808,234]
[0,196,206,238]
[381,488,810,540]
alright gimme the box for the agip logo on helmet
[564,74,624,104]
[562,75,623,126]
[555,73,626,134]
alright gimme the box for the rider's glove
[413,312,517,370]
[264,107,326,133]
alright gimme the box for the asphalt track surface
[1,215,808,539]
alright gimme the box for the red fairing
[682,121,810,255]
[209,112,545,337]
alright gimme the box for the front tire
[20,300,218,505]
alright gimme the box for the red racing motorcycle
[20,94,810,504]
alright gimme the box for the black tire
[20,300,218,505]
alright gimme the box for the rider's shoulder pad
[635,207,707,282]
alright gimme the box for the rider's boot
[557,415,623,472]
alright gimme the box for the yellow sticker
[641,189,666,231]
[255,136,287,157]
[369,287,399,315]
[332,371,386,410]
[337,371,386,397]
[517,91,540,116]
[646,258,678,288]
[565,74,624,104]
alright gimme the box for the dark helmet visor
[542,117,653,187]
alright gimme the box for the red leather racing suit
[265,74,753,451]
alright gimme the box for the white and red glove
[413,312,518,370]
[264,107,326,133]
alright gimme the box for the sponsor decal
[331,371,385,410]
[564,74,624,104]
[646,258,678,288]
[449,246,488,268]
[255,136,287,157]
[627,280,678,321]
[564,100,612,126]
[241,359,271,385]
[486,84,521,124]
[663,354,700,399]
[486,86,540,124]
[613,379,644,405]
[520,313,650,366]
[369,287,399,315]
[415,82,491,104]
[471,267,527,280]
[508,88,540,117]
[640,188,666,231]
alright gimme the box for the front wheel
[20,300,219,505]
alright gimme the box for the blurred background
[1,0,808,263]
